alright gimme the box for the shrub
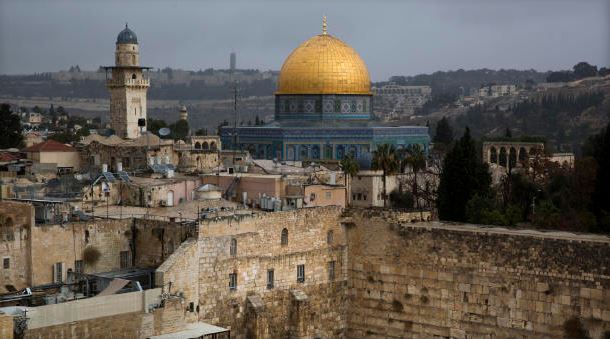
[83,246,101,265]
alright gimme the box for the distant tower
[179,105,188,121]
[230,52,236,72]
[104,24,151,139]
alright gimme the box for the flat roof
[150,322,229,339]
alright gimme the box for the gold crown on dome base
[276,16,372,96]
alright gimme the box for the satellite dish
[159,127,171,137]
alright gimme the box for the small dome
[116,24,138,44]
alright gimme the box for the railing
[106,78,150,87]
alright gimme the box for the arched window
[490,147,498,164]
[509,147,517,169]
[327,230,334,245]
[210,142,217,151]
[202,142,209,150]
[194,142,201,150]
[230,238,237,257]
[518,147,527,162]
[281,228,288,246]
[131,73,136,80]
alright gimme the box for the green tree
[437,128,491,221]
[0,104,24,148]
[147,118,167,136]
[573,62,598,79]
[591,123,610,232]
[405,144,427,212]
[170,119,190,141]
[372,144,400,207]
[433,117,454,145]
[340,154,360,206]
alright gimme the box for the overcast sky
[1,0,608,81]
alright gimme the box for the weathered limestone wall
[24,312,152,339]
[197,207,348,338]
[30,219,132,285]
[0,312,14,339]
[345,210,610,338]
[22,288,160,338]
[155,238,199,324]
[0,201,33,292]
[134,218,197,268]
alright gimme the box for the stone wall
[345,210,610,338]
[0,201,33,293]
[24,311,152,339]
[134,218,197,268]
[0,312,14,339]
[196,207,348,338]
[155,238,199,318]
[30,219,132,285]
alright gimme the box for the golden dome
[276,26,371,95]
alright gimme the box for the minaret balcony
[106,78,150,88]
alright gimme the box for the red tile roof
[0,151,24,162]
[22,140,75,153]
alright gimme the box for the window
[131,73,136,80]
[230,238,237,257]
[120,251,131,269]
[54,262,63,283]
[325,191,332,199]
[297,264,305,283]
[328,261,336,281]
[74,260,84,273]
[363,194,367,201]
[267,269,274,289]
[310,193,316,201]
[352,194,356,200]
[229,272,237,290]
[281,228,288,246]
[357,193,362,200]
[3,258,9,269]
[327,230,334,245]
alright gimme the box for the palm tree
[340,154,360,207]
[405,144,427,214]
[372,144,399,207]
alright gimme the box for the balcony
[106,78,150,88]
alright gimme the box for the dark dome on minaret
[116,24,138,44]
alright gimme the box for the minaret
[179,105,188,121]
[104,24,150,139]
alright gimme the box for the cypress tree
[591,123,610,232]
[437,128,491,221]
[433,117,454,145]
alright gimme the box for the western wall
[158,207,610,338]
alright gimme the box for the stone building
[22,140,81,174]
[372,83,432,116]
[103,24,151,139]
[482,141,544,169]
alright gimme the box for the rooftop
[22,140,75,153]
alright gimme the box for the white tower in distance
[104,24,150,139]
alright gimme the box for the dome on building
[276,24,371,95]
[116,24,138,44]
